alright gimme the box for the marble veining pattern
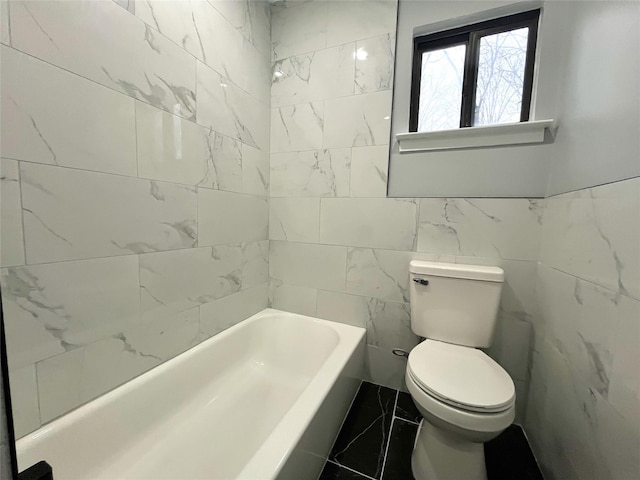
[0,158,25,267]
[9,0,197,120]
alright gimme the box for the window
[410,10,540,132]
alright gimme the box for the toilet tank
[409,260,504,348]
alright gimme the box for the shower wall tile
[196,62,269,151]
[270,149,351,198]
[417,198,543,261]
[7,365,40,438]
[0,46,137,176]
[135,0,245,89]
[271,1,327,60]
[198,189,268,246]
[241,240,269,290]
[112,0,135,14]
[269,198,320,243]
[271,44,355,107]
[1,0,10,46]
[354,34,395,95]
[1,256,140,370]
[319,198,417,250]
[139,246,242,316]
[9,0,196,120]
[323,90,393,148]
[20,163,197,264]
[135,101,215,187]
[270,241,347,292]
[269,281,318,318]
[200,285,268,337]
[349,146,389,197]
[242,144,270,197]
[271,102,324,153]
[243,38,272,102]
[540,177,640,300]
[0,158,25,267]
[326,0,397,47]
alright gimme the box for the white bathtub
[16,309,365,479]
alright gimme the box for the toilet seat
[407,340,515,413]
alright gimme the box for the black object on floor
[328,382,396,479]
[18,461,54,480]
[320,381,544,480]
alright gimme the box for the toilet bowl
[406,339,515,480]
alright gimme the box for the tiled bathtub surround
[0,0,271,438]
[525,177,640,480]
[267,0,540,422]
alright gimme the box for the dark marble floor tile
[394,391,421,424]
[329,382,396,479]
[381,419,418,480]
[319,461,373,480]
[485,425,544,480]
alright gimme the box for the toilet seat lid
[407,340,515,413]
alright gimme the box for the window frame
[409,10,540,132]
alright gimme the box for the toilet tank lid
[409,260,504,282]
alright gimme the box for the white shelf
[396,119,556,153]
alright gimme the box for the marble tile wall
[0,0,271,438]
[524,177,640,480]
[268,0,542,421]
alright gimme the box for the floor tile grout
[326,459,378,480]
[379,391,400,479]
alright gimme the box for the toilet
[406,260,515,480]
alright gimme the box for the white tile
[326,1,397,48]
[270,241,347,292]
[208,132,243,192]
[497,259,539,323]
[608,295,640,424]
[243,38,271,103]
[272,44,355,107]
[241,240,269,290]
[123,307,201,363]
[269,198,320,243]
[242,144,269,197]
[10,0,196,120]
[316,290,418,351]
[139,246,241,316]
[537,264,623,399]
[355,33,395,94]
[346,248,412,303]
[319,198,417,250]
[136,101,215,187]
[271,102,324,153]
[417,198,543,261]
[196,62,269,151]
[271,1,327,60]
[270,149,350,197]
[20,163,197,263]
[269,281,317,317]
[1,159,25,267]
[1,256,140,370]
[349,146,389,197]
[540,177,640,299]
[198,189,268,245]
[487,315,533,382]
[200,285,268,337]
[1,46,136,176]
[208,1,251,41]
[8,365,40,438]
[36,337,160,423]
[246,1,271,56]
[324,91,392,148]
[112,0,135,14]
[1,0,10,45]
[364,345,408,392]
[136,0,245,89]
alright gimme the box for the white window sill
[396,119,556,153]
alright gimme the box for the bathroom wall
[523,2,640,479]
[268,0,541,422]
[0,0,271,438]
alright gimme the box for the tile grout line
[326,459,377,480]
[379,390,400,480]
